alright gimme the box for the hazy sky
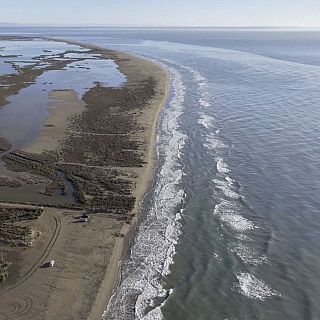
[0,0,319,27]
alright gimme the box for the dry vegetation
[0,66,156,214]
[0,250,10,283]
[0,207,43,247]
[0,39,162,290]
[0,207,43,282]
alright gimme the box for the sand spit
[0,36,169,320]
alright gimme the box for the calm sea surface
[1,28,320,320]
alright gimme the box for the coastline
[87,52,170,320]
[0,36,169,320]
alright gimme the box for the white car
[49,260,55,267]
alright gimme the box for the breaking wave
[104,65,187,319]
[216,158,231,174]
[186,67,279,303]
[235,272,281,301]
[198,114,215,129]
[213,179,241,199]
[204,133,226,150]
[230,243,268,266]
[214,200,256,231]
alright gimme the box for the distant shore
[0,36,169,320]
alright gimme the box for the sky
[0,0,319,27]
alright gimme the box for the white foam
[230,243,268,265]
[213,179,241,199]
[204,133,226,151]
[220,213,255,231]
[194,71,205,82]
[217,158,230,174]
[199,97,211,108]
[183,66,205,82]
[235,272,281,300]
[183,66,213,109]
[225,176,234,186]
[104,66,187,319]
[234,234,252,241]
[198,114,215,129]
[214,201,256,231]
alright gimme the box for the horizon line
[0,23,320,29]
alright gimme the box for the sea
[1,27,320,320]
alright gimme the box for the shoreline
[88,61,169,320]
[0,36,169,320]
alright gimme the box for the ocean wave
[104,66,187,320]
[234,234,252,242]
[199,97,211,108]
[235,272,281,301]
[183,66,213,109]
[217,158,230,174]
[213,179,241,199]
[204,133,226,151]
[198,114,215,129]
[230,243,268,266]
[225,175,234,185]
[183,65,205,82]
[214,200,256,231]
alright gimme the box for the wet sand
[0,37,169,320]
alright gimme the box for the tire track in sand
[2,213,62,292]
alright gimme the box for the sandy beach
[86,47,169,320]
[0,37,169,320]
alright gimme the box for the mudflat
[0,36,168,320]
